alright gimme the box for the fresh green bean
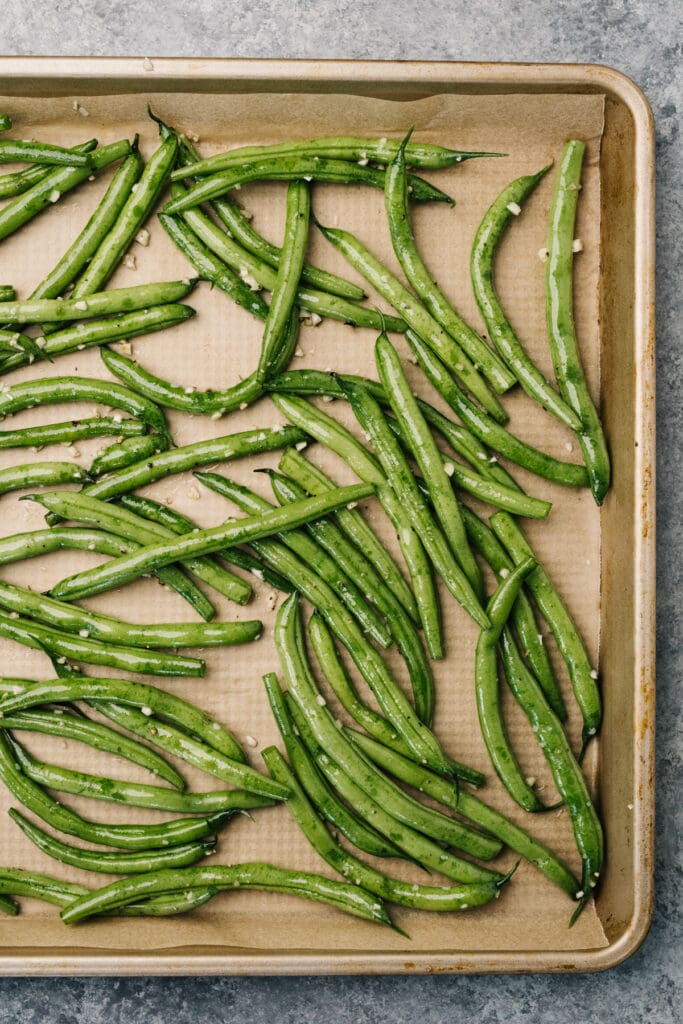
[546,141,611,504]
[0,895,18,915]
[0,286,15,302]
[0,140,92,167]
[196,473,449,776]
[0,139,131,242]
[8,741,274,814]
[0,115,11,132]
[406,330,590,487]
[386,134,515,393]
[0,611,205,677]
[0,139,97,200]
[0,374,168,437]
[475,558,544,812]
[0,278,196,325]
[264,743,502,913]
[375,332,483,593]
[341,378,489,628]
[89,433,169,476]
[471,165,582,430]
[286,690,499,885]
[314,221,506,421]
[0,304,195,375]
[263,675,405,860]
[69,113,177,298]
[60,861,394,927]
[0,676,247,765]
[498,629,603,919]
[268,470,435,723]
[0,730,232,851]
[490,511,600,744]
[271,393,442,658]
[9,807,215,875]
[0,706,185,789]
[460,505,566,720]
[0,328,45,365]
[116,493,295,594]
[172,136,502,179]
[0,524,217,623]
[175,201,406,333]
[0,416,148,450]
[158,210,269,319]
[45,483,375,602]
[0,461,89,497]
[278,447,418,621]
[163,155,453,216]
[349,730,579,898]
[0,579,262,650]
[306,613,484,786]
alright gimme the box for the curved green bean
[0,460,89,497]
[90,433,169,476]
[546,141,611,504]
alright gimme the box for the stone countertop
[0,2,680,1021]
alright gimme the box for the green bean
[0,524,217,623]
[116,493,294,594]
[0,139,131,243]
[0,895,18,915]
[75,423,306,501]
[460,505,566,720]
[176,201,406,333]
[278,447,418,621]
[490,511,600,744]
[0,460,89,497]
[271,393,442,658]
[60,860,394,927]
[471,165,582,430]
[277,593,497,864]
[0,286,15,302]
[0,139,97,200]
[0,115,11,132]
[0,612,205,677]
[268,471,435,723]
[0,140,93,167]
[69,113,177,298]
[314,221,506,421]
[0,374,168,437]
[0,706,185,789]
[264,743,502,914]
[375,332,483,593]
[475,558,544,812]
[0,278,197,325]
[8,742,274,814]
[286,691,499,885]
[28,144,144,309]
[546,141,611,504]
[306,611,483,786]
[9,807,215,875]
[90,433,169,476]
[163,155,453,216]
[0,579,262,650]
[45,482,375,602]
[341,378,489,629]
[0,868,218,916]
[173,136,501,179]
[158,209,269,319]
[349,730,579,898]
[498,629,603,920]
[0,676,247,765]
[0,329,45,365]
[0,731,232,851]
[33,490,253,608]
[406,330,590,487]
[197,473,449,776]
[0,416,148,450]
[386,134,515,393]
[0,304,196,375]
[263,675,405,860]
[256,181,309,383]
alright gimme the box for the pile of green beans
[0,109,609,936]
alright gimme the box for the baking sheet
[0,65,654,972]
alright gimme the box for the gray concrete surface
[0,1,680,1020]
